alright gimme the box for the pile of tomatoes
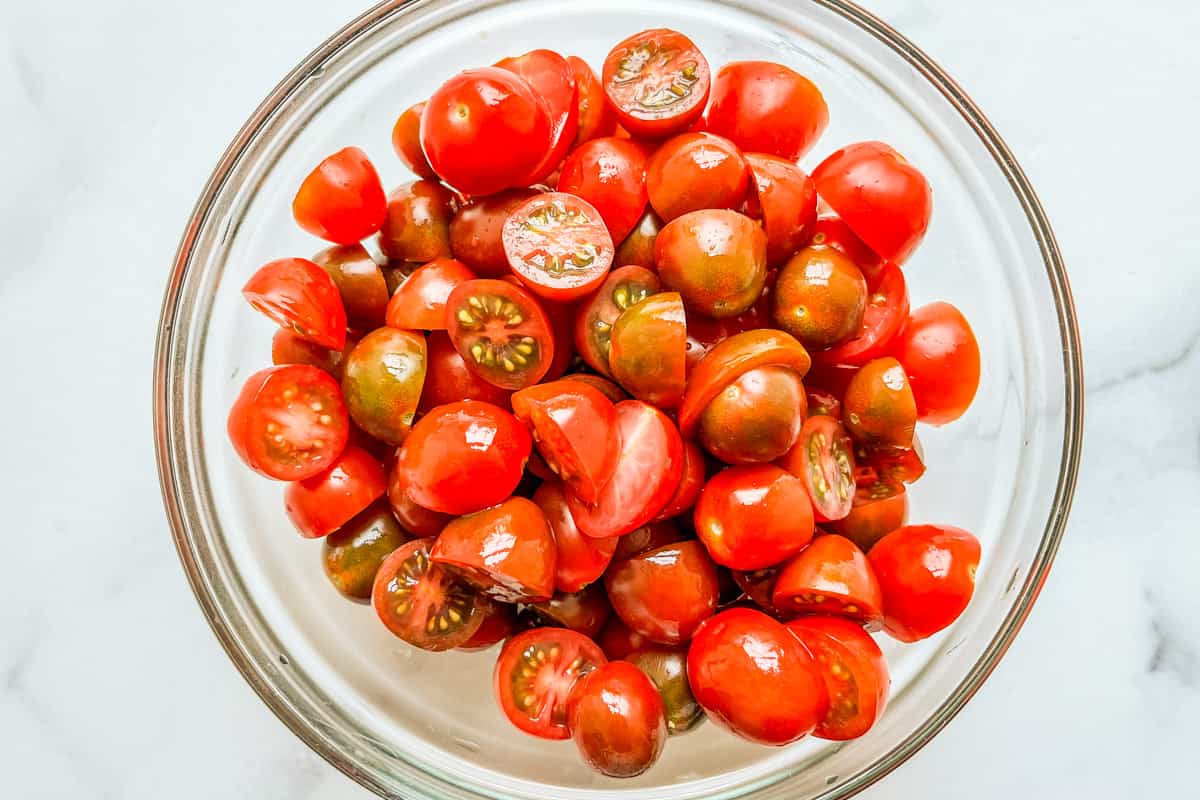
[226,27,984,779]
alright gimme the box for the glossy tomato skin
[842,357,917,448]
[431,497,555,602]
[568,661,667,778]
[379,180,456,263]
[457,601,517,651]
[450,188,540,276]
[779,415,857,522]
[284,445,387,538]
[625,647,704,734]
[421,68,551,196]
[614,210,663,268]
[562,373,629,403]
[569,55,619,145]
[773,247,868,348]
[396,400,532,515]
[805,386,842,419]
[656,209,767,318]
[814,262,909,368]
[513,380,620,504]
[598,617,652,661]
[731,566,781,614]
[494,627,607,740]
[418,331,512,412]
[786,616,889,741]
[292,147,387,244]
[574,265,661,376]
[744,154,819,267]
[773,534,884,629]
[812,141,932,265]
[372,537,487,651]
[706,61,829,161]
[386,458,452,537]
[341,327,427,445]
[698,365,806,464]
[891,301,981,425]
[523,583,612,638]
[608,292,687,409]
[495,49,579,184]
[602,29,711,139]
[322,502,410,600]
[391,101,437,178]
[612,521,685,562]
[445,279,555,389]
[243,258,348,350]
[687,607,829,745]
[694,464,815,570]
[502,192,615,301]
[386,258,476,331]
[825,480,909,551]
[868,524,981,642]
[604,540,719,645]
[271,328,346,378]
[855,437,926,487]
[313,244,389,330]
[646,133,749,222]
[557,137,651,244]
[653,440,706,521]
[810,215,884,287]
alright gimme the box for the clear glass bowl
[153,1,1083,797]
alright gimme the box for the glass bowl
[153,0,1083,798]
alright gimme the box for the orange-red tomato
[772,534,884,629]
[825,480,909,552]
[706,61,829,161]
[646,133,749,222]
[495,49,579,185]
[786,616,890,741]
[568,661,667,778]
[744,154,819,267]
[604,540,719,645]
[779,415,857,522]
[284,445,387,539]
[534,481,618,593]
[385,257,476,331]
[431,496,556,602]
[841,356,917,448]
[891,301,981,425]
[391,101,436,178]
[569,55,619,146]
[694,464,815,570]
[292,147,387,244]
[602,29,711,139]
[243,258,348,351]
[502,192,614,301]
[372,537,487,651]
[655,209,767,318]
[557,137,652,244]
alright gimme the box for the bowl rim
[153,0,1084,797]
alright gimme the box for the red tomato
[694,464,814,570]
[566,401,684,538]
[598,617,651,661]
[445,279,555,389]
[687,607,829,745]
[372,537,487,651]
[271,328,345,378]
[810,215,884,288]
[706,61,828,161]
[868,524,981,642]
[744,154,818,267]
[557,138,651,244]
[855,437,927,487]
[421,68,552,196]
[779,415,857,522]
[395,400,531,515]
[772,534,883,629]
[561,373,628,403]
[697,364,806,465]
[646,133,749,222]
[568,661,667,778]
[457,601,518,652]
[653,440,706,521]
[731,566,781,614]
[786,616,890,740]
[812,141,932,265]
[313,244,389,330]
[502,192,614,301]
[385,258,477,331]
[892,301,981,425]
[608,292,688,409]
[574,265,662,376]
[243,258,348,350]
[431,497,555,602]
[655,209,767,318]
[418,331,512,412]
[379,180,456,262]
[813,262,909,367]
[841,357,917,448]
[496,49,579,185]
[604,540,719,645]
[386,457,452,537]
[450,188,540,277]
[602,29,711,138]
[292,147,387,244]
[227,365,350,481]
[612,521,684,562]
[391,101,436,178]
[825,480,909,552]
[494,627,606,740]
[569,55,619,145]
[534,480,617,593]
[524,584,612,638]
[340,328,427,446]
[284,446,387,539]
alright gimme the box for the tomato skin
[655,209,768,318]
[773,534,883,628]
[598,617,652,661]
[842,357,917,448]
[810,215,884,288]
[706,61,829,161]
[805,386,842,419]
[502,192,615,301]
[687,607,829,745]
[812,141,932,265]
[605,541,719,645]
[494,627,607,740]
[785,616,889,741]
[608,292,687,409]
[891,301,981,425]
[292,147,387,244]
[855,437,926,487]
[624,647,704,734]
[568,661,667,778]
[496,49,579,184]
[646,133,749,222]
[341,327,427,445]
[653,440,706,521]
[450,188,540,277]
[313,244,389,331]
[380,184,453,265]
[694,465,814,570]
[391,101,437,178]
[372,537,487,651]
[773,247,868,348]
[431,497,555,602]
[321,502,410,600]
[445,279,555,390]
[869,524,980,642]
[574,265,661,376]
[396,400,532,515]
[418,331,512,413]
[271,328,346,378]
[557,137,651,244]
[457,601,517,651]
[562,373,628,404]
[524,584,612,638]
[825,481,909,552]
[533,480,618,592]
[698,365,806,465]
[243,258,348,350]
[385,258,475,331]
[779,415,857,522]
[744,154,818,267]
[602,29,711,139]
[284,445,387,539]
[386,457,452,537]
[569,56,619,146]
[731,566,781,614]
[614,210,663,268]
[612,521,684,562]
[813,262,909,368]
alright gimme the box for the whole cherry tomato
[373,537,487,651]
[495,49,579,184]
[568,661,667,778]
[786,616,889,740]
[744,154,818,267]
[869,524,981,642]
[773,246,868,348]
[614,210,662,267]
[569,56,619,146]
[379,180,456,263]
[624,647,704,734]
[608,292,687,409]
[772,534,883,629]
[386,458,452,537]
[697,365,806,464]
[602,29,710,138]
[655,209,767,318]
[386,257,476,331]
[431,496,555,602]
[646,133,749,222]
[825,480,909,551]
[313,244,389,330]
[444,279,555,389]
[779,415,857,522]
[694,464,814,569]
[341,327,427,445]
[653,440,706,522]
[891,301,981,425]
[450,188,540,276]
[243,258,348,350]
[502,192,615,301]
[418,331,512,412]
[494,627,606,740]
[321,502,410,600]
[523,583,612,638]
[292,147,387,244]
[842,356,917,448]
[604,540,719,645]
[706,61,828,161]
[557,137,651,244]
[574,265,661,376]
[284,445,387,539]
[391,101,436,178]
[534,481,618,593]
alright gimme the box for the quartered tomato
[418,331,512,412]
[744,154,818,267]
[321,502,410,600]
[841,357,917,448]
[496,49,579,185]
[602,29,711,139]
[613,210,663,268]
[523,583,612,638]
[779,415,857,522]
[569,55,619,146]
[372,537,487,651]
[891,301,981,425]
[706,61,828,161]
[379,179,456,263]
[653,440,706,521]
[292,147,387,244]
[694,464,814,570]
[313,244,389,330]
[574,265,661,375]
[786,616,889,741]
[386,258,476,331]
[494,627,606,740]
[772,534,883,629]
[284,445,387,539]
[624,647,704,734]
[457,601,518,652]
[271,328,347,378]
[608,292,687,409]
[450,188,540,277]
[243,258,348,350]
[773,246,868,349]
[391,101,437,178]
[445,279,555,389]
[558,138,651,246]
[825,480,909,552]
[869,524,981,642]
[655,209,767,318]
[502,192,614,301]
[646,133,749,222]
[568,661,667,778]
[341,327,427,445]
[697,365,806,464]
[387,458,452,537]
[431,496,555,602]
[813,262,909,367]
[604,540,719,645]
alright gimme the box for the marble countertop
[1,0,1196,797]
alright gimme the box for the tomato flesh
[786,616,889,741]
[513,380,620,504]
[494,627,606,740]
[502,192,615,301]
[418,330,513,412]
[574,265,661,376]
[445,279,555,390]
[496,49,579,184]
[779,415,857,522]
[372,537,487,651]
[602,29,711,138]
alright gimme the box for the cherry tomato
[568,661,667,778]
[271,328,346,378]
[693,464,814,570]
[608,292,687,409]
[655,209,767,318]
[445,279,555,389]
[284,445,387,539]
[431,497,555,602]
[523,584,611,638]
[731,566,780,614]
[566,401,684,538]
[869,524,981,642]
[418,331,512,412]
[805,386,841,418]
[395,400,531,515]
[772,534,883,628]
[602,29,710,139]
[785,616,889,741]
[379,181,455,264]
[744,154,818,267]
[614,210,662,267]
[534,481,618,593]
[687,607,829,745]
[773,246,867,348]
[292,147,387,244]
[450,188,540,276]
[562,373,628,403]
[706,61,828,161]
[646,133,749,222]
[372,537,487,651]
[569,55,618,146]
[421,68,551,196]
[495,49,579,184]
[321,502,410,600]
[574,265,661,375]
[698,365,806,464]
[385,258,476,331]
[825,480,909,552]
[813,262,909,367]
[779,415,857,522]
[806,361,860,401]
[382,263,412,295]
[892,301,981,425]
[653,440,706,521]
[812,141,932,265]
[605,540,719,645]
[612,521,684,562]
[598,617,651,661]
[341,328,427,445]
[558,139,651,247]
[312,244,389,330]
[502,192,614,301]
[842,357,917,448]
[391,101,436,178]
[625,647,703,734]
[243,258,348,350]
[540,297,576,382]
[855,437,926,487]
[494,627,606,740]
[386,457,452,537]
[810,215,884,287]
[456,601,517,652]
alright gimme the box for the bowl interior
[158,1,1079,798]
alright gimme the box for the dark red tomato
[524,584,612,638]
[391,101,436,179]
[614,210,662,268]
[574,265,661,375]
[624,647,704,734]
[653,440,706,521]
[456,601,517,651]
[313,244,389,330]
[284,445,387,539]
[855,437,926,487]
[494,627,606,740]
[810,215,884,287]
[773,247,867,349]
[418,331,512,412]
[243,258,348,350]
[869,524,981,642]
[421,68,552,196]
[386,457,452,537]
[779,415,856,522]
[562,373,628,403]
[732,566,780,614]
[805,386,841,418]
[892,301,981,425]
[655,209,767,318]
[373,537,487,650]
[540,297,576,382]
[694,464,814,570]
[566,401,684,538]
[568,661,667,778]
[612,521,684,562]
[598,617,651,661]
[395,400,531,515]
[292,147,387,244]
[772,534,883,629]
[825,480,909,552]
[602,29,710,139]
[706,61,828,161]
[646,133,749,222]
[557,138,651,244]
[512,380,620,504]
[806,361,859,401]
[227,365,350,481]
[744,154,818,267]
[786,616,889,741]
[502,192,614,301]
[379,180,456,263]
[813,262,909,367]
[431,497,555,602]
[445,279,555,389]
[608,292,687,409]
[271,328,345,378]
[698,365,806,464]
[450,188,540,277]
[569,55,619,146]
[496,49,579,184]
[341,327,427,445]
[535,481,617,592]
[604,540,719,645]
[687,607,829,745]
[684,314,732,373]
[386,258,476,331]
[812,141,932,265]
[322,502,410,600]
[842,357,917,448]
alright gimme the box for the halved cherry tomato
[868,524,981,642]
[502,192,614,301]
[694,464,814,570]
[431,497,555,602]
[313,244,389,330]
[496,49,579,185]
[271,328,346,378]
[612,521,684,562]
[574,265,661,375]
[391,101,436,178]
[568,661,667,778]
[602,29,710,139]
[598,617,651,661]
[855,437,926,487]
[653,440,706,521]
[731,566,780,614]
[614,210,662,267]
[494,627,606,740]
[786,616,889,740]
[373,537,487,650]
[386,457,452,537]
[386,258,476,331]
[243,258,348,350]
[744,154,818,267]
[625,647,703,734]
[892,301,981,425]
[812,141,932,265]
[557,138,651,245]
[445,279,555,389]
[655,209,767,318]
[773,246,867,348]
[418,331,512,412]
[534,480,617,592]
[605,540,719,645]
[341,328,427,445]
[842,357,917,448]
[562,373,628,403]
[395,400,531,514]
[805,386,841,418]
[321,501,409,600]
[698,365,806,464]
[569,55,619,146]
[773,534,883,629]
[706,61,828,161]
[825,480,909,551]
[524,584,612,638]
[780,415,856,522]
[813,262,909,367]
[379,180,456,262]
[292,147,387,244]
[608,292,687,409]
[457,601,517,652]
[284,445,387,539]
[646,133,749,222]
[227,365,350,481]
[566,401,684,538]
[810,215,884,288]
[687,607,829,745]
[450,188,540,277]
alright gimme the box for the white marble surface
[1,0,1197,797]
